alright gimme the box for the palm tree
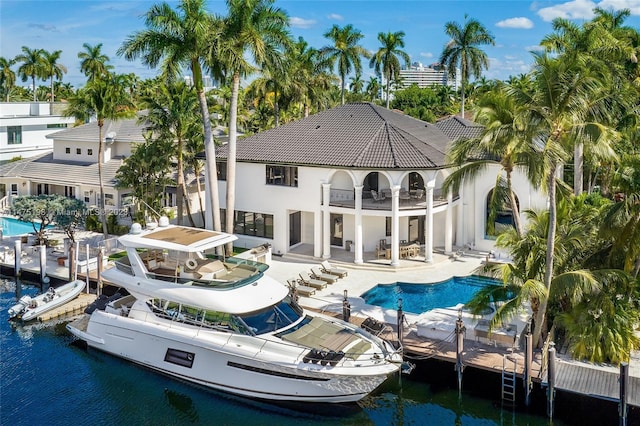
[78,43,113,81]
[320,24,370,105]
[220,0,291,253]
[511,52,620,347]
[369,31,410,108]
[118,0,223,233]
[0,56,16,102]
[365,76,381,102]
[349,72,363,95]
[442,85,540,238]
[63,73,135,238]
[15,46,46,101]
[439,16,494,117]
[42,50,67,102]
[141,80,200,226]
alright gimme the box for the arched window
[485,189,518,238]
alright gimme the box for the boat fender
[186,259,198,270]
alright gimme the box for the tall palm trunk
[97,120,108,238]
[505,169,523,237]
[194,61,221,234]
[225,73,240,255]
[385,72,390,109]
[32,75,37,101]
[340,74,346,105]
[574,143,584,195]
[176,140,185,225]
[50,76,55,102]
[532,162,559,347]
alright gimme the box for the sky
[2,0,640,89]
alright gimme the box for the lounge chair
[310,267,338,284]
[287,278,315,297]
[299,272,327,289]
[320,260,348,278]
[371,190,385,202]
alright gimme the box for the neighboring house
[0,102,76,163]
[211,102,546,265]
[398,62,461,90]
[0,117,204,224]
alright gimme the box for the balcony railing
[328,188,452,210]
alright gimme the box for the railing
[0,196,9,213]
[328,188,455,210]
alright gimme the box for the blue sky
[2,0,640,88]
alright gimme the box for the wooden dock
[542,359,640,407]
[36,292,97,322]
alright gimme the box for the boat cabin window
[237,297,303,335]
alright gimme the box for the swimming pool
[0,216,52,237]
[361,275,502,314]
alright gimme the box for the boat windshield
[237,297,304,335]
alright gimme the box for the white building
[398,62,460,90]
[0,102,76,162]
[209,103,547,265]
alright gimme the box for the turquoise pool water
[0,217,52,237]
[361,275,501,314]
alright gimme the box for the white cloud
[598,0,640,15]
[419,52,433,58]
[537,0,597,22]
[496,17,534,29]
[327,13,343,21]
[526,44,545,52]
[289,17,316,29]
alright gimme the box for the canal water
[0,278,578,425]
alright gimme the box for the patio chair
[412,189,424,199]
[371,190,385,202]
[310,267,338,284]
[320,260,348,278]
[299,272,327,289]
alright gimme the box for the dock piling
[14,239,21,278]
[68,244,75,282]
[397,298,404,346]
[38,244,47,284]
[547,342,556,419]
[455,309,465,395]
[342,289,350,322]
[620,362,628,426]
[524,329,533,406]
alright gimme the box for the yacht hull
[67,310,397,403]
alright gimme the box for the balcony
[329,188,452,211]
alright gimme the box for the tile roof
[46,117,149,143]
[0,153,124,188]
[435,115,484,141]
[216,103,455,169]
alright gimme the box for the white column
[445,190,453,254]
[425,186,434,263]
[456,186,464,247]
[322,183,331,259]
[391,186,400,266]
[313,209,322,258]
[354,185,363,264]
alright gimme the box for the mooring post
[342,289,350,322]
[524,324,533,406]
[619,362,629,426]
[455,309,465,395]
[68,244,75,282]
[14,239,21,278]
[547,342,556,419]
[97,247,104,297]
[397,297,404,346]
[85,243,90,293]
[38,244,47,285]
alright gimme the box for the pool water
[0,216,52,237]
[361,275,501,314]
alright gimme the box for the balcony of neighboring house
[329,187,453,210]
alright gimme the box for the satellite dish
[105,131,116,144]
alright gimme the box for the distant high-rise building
[398,62,460,90]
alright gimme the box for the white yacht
[66,219,403,403]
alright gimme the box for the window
[217,161,227,181]
[76,148,81,155]
[47,123,68,129]
[266,165,297,187]
[87,149,93,156]
[221,209,273,238]
[65,147,70,154]
[7,126,22,144]
[84,191,91,204]
[386,217,391,237]
[10,184,18,196]
[162,192,176,208]
[104,193,115,206]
